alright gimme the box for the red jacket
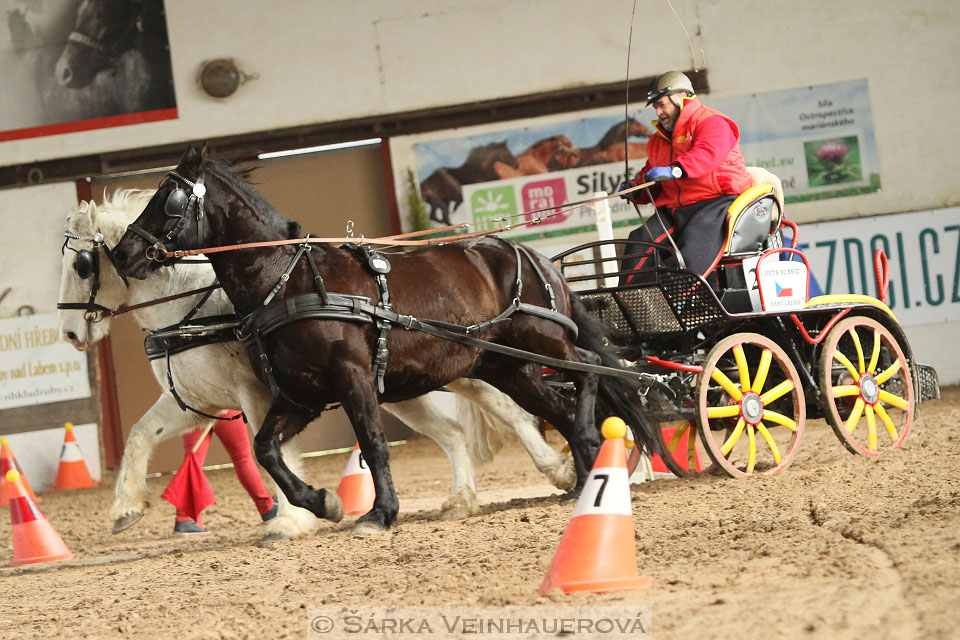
[639,96,752,208]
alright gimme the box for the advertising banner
[412,79,879,243]
[0,312,91,410]
[798,207,960,327]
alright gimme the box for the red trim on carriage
[644,356,703,373]
[790,308,851,345]
[0,108,178,142]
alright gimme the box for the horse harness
[143,282,244,422]
[58,231,129,322]
[239,237,583,410]
[127,171,207,263]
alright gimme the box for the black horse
[112,146,656,534]
[51,0,176,116]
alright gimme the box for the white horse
[57,189,574,541]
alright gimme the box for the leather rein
[148,180,654,261]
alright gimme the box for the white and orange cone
[6,470,73,566]
[51,423,98,490]
[538,417,653,595]
[1,437,41,506]
[336,443,375,515]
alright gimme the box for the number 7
[593,473,610,507]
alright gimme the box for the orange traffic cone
[6,470,73,566]
[538,417,653,595]
[336,443,375,515]
[1,437,41,506]
[51,423,98,490]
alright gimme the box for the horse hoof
[439,505,471,520]
[351,521,387,537]
[324,491,344,523]
[112,512,144,534]
[256,532,292,547]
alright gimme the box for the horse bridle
[57,231,129,322]
[66,0,146,62]
[127,171,207,263]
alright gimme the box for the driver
[618,71,753,285]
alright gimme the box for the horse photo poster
[0,0,177,142]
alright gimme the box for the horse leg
[110,393,207,533]
[339,374,400,535]
[447,378,575,491]
[235,387,321,543]
[476,359,600,493]
[383,395,479,519]
[253,399,343,524]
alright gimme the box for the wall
[4,1,957,224]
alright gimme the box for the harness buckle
[145,245,168,263]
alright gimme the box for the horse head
[113,144,209,280]
[625,117,654,138]
[54,0,153,88]
[543,135,580,170]
[58,195,145,349]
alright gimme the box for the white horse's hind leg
[511,418,576,491]
[234,390,321,543]
[260,439,323,542]
[384,395,479,518]
[449,378,575,491]
[110,394,206,533]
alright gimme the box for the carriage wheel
[654,420,715,477]
[695,333,805,478]
[818,315,913,456]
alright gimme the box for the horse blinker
[165,188,189,217]
[75,250,95,279]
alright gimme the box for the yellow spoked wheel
[695,333,805,478]
[818,315,913,456]
[654,420,715,477]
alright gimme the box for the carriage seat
[716,183,789,313]
[723,183,782,256]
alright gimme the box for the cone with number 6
[336,443,375,515]
[538,417,652,595]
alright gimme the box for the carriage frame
[551,185,940,478]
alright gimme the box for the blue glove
[645,166,676,182]
[617,180,635,200]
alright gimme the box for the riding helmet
[645,71,695,106]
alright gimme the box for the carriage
[101,146,941,534]
[552,182,941,478]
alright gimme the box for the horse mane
[67,188,154,248]
[204,159,305,239]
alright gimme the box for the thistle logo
[776,282,793,298]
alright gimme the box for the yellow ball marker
[601,416,627,440]
[7,469,19,483]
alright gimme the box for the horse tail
[569,293,660,456]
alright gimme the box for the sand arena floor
[1,387,959,639]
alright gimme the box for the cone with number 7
[538,417,652,595]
